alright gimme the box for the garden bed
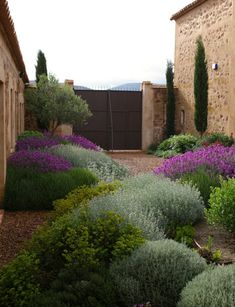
[0,152,235,269]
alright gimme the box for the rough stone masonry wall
[174,0,233,135]
[0,27,25,204]
[142,82,167,150]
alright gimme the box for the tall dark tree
[35,50,48,83]
[166,61,175,138]
[194,36,208,136]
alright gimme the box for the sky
[7,0,192,87]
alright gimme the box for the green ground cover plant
[110,240,207,307]
[206,178,235,232]
[196,132,234,147]
[17,130,43,140]
[180,167,220,206]
[155,134,198,158]
[178,264,235,307]
[4,167,97,210]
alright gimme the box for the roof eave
[0,0,29,83]
[170,0,208,21]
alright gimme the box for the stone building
[171,0,235,136]
[0,0,28,203]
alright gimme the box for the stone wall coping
[171,0,208,21]
[0,0,29,83]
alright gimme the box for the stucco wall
[0,26,25,204]
[174,0,233,135]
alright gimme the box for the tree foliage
[25,75,92,133]
[35,50,48,83]
[194,37,208,136]
[166,61,175,138]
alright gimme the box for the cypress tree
[166,61,175,138]
[35,50,48,83]
[194,37,208,136]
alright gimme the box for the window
[180,110,185,126]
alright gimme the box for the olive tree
[25,74,91,133]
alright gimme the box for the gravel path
[108,152,163,175]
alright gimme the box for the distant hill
[74,85,92,90]
[110,83,141,91]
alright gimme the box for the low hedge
[4,167,98,210]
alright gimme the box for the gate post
[142,81,154,150]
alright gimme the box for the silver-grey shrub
[90,174,204,238]
[178,264,235,307]
[89,190,164,240]
[48,144,129,181]
[110,240,207,307]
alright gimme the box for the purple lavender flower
[8,150,72,173]
[154,144,235,179]
[16,136,62,151]
[63,134,102,151]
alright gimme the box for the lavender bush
[16,135,62,151]
[63,134,101,151]
[8,150,72,173]
[154,145,235,179]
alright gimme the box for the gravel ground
[107,151,163,175]
[0,152,234,267]
[0,211,49,267]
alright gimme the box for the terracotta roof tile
[171,0,208,21]
[0,0,29,83]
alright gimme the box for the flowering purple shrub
[154,145,235,179]
[16,136,62,151]
[8,150,72,173]
[63,134,102,151]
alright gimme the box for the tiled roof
[0,0,29,82]
[171,0,208,21]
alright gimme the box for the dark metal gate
[74,89,142,150]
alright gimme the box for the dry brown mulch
[0,211,49,267]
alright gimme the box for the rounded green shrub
[196,132,234,147]
[29,267,116,307]
[1,209,144,306]
[206,178,235,232]
[180,167,220,206]
[155,134,198,158]
[178,264,235,307]
[110,240,207,307]
[17,130,43,141]
[52,180,121,219]
[4,167,98,210]
[29,209,145,277]
[0,252,40,307]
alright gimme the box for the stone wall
[173,0,233,135]
[142,82,167,150]
[0,27,25,204]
